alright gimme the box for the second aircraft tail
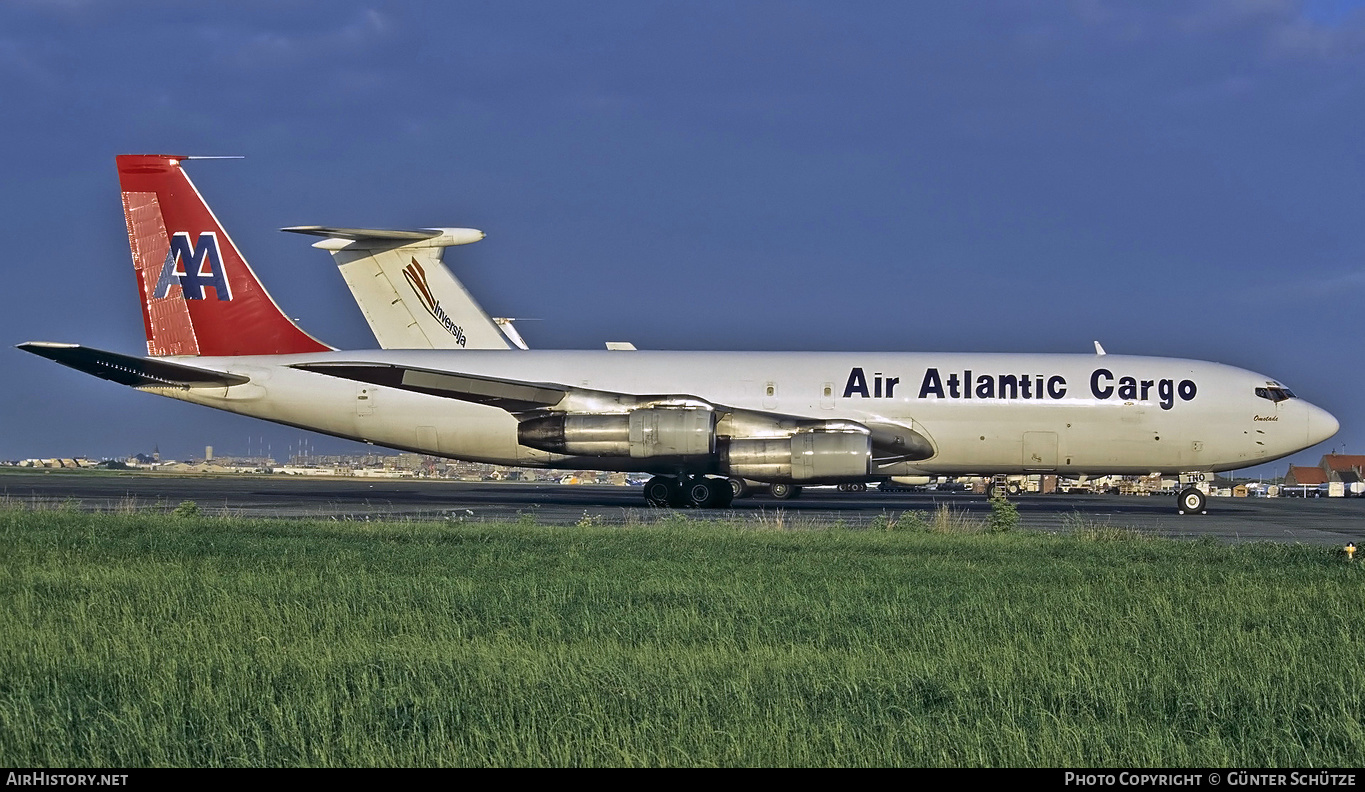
[283,226,515,350]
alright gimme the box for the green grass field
[1,503,1361,767]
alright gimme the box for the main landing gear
[721,478,803,500]
[644,475,735,509]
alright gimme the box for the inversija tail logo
[402,258,467,347]
[153,232,232,301]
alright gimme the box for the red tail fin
[117,155,331,357]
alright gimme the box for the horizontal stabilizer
[281,226,443,241]
[17,343,250,388]
[281,226,485,251]
[295,362,566,412]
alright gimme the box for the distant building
[1319,454,1365,485]
[1285,465,1328,487]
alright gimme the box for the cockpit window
[1255,387,1294,403]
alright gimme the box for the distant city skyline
[3,3,1361,478]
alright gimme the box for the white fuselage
[143,350,1336,476]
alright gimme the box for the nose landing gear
[1175,472,1210,515]
[1176,487,1208,515]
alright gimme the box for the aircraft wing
[293,361,933,461]
[295,361,569,412]
[293,360,706,413]
[16,343,249,388]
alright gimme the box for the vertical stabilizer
[117,155,331,357]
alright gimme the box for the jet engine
[517,407,715,458]
[719,431,872,481]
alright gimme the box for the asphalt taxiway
[3,471,1362,545]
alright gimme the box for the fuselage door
[1023,431,1058,471]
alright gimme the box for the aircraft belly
[911,400,1193,474]
[354,394,519,462]
[172,366,524,465]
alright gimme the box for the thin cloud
[231,9,393,68]
[1068,0,1365,61]
[0,38,57,88]
[1233,267,1365,304]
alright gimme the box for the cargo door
[1022,431,1057,471]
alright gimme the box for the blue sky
[2,1,1361,474]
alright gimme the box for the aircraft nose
[1306,402,1340,447]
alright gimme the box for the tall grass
[0,504,1362,766]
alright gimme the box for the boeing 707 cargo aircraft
[18,156,1339,513]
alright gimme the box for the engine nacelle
[518,407,715,458]
[720,431,872,481]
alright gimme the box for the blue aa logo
[153,232,233,301]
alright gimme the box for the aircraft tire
[1176,487,1207,515]
[711,477,735,509]
[685,478,721,509]
[644,477,675,508]
[769,483,801,500]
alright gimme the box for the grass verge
[1,505,1361,766]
